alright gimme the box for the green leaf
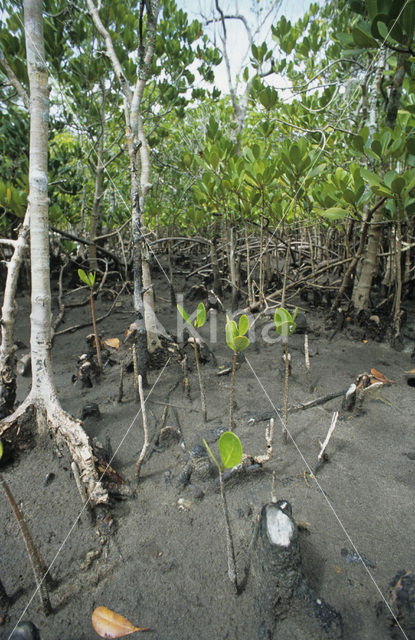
[360,167,382,186]
[226,319,238,350]
[218,432,243,469]
[352,23,379,48]
[210,150,219,171]
[238,314,249,336]
[232,335,250,352]
[78,269,92,288]
[391,176,405,194]
[195,302,206,328]
[402,1,415,40]
[274,308,296,338]
[321,207,349,220]
[177,304,190,324]
[407,137,415,155]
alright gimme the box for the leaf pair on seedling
[177,301,206,329]
[203,431,243,472]
[225,314,250,352]
[274,307,297,340]
[78,268,96,289]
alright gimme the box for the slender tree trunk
[0,0,109,507]
[88,85,106,271]
[87,0,161,382]
[352,52,409,313]
[0,210,30,418]
[210,233,223,298]
[142,244,162,355]
[228,225,238,311]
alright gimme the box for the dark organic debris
[177,425,226,489]
[340,547,374,568]
[248,501,343,639]
[42,472,55,488]
[81,402,101,420]
[389,571,415,639]
[8,621,41,640]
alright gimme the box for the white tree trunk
[0,0,108,507]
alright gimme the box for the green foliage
[177,302,206,329]
[203,431,243,472]
[218,432,243,469]
[225,315,250,353]
[274,308,297,340]
[78,269,96,288]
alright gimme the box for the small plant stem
[282,342,289,444]
[304,333,312,393]
[229,352,237,432]
[312,411,339,476]
[281,240,290,308]
[266,418,275,460]
[245,226,252,306]
[90,289,102,371]
[117,361,124,403]
[181,353,191,399]
[135,375,150,480]
[132,344,139,401]
[219,468,238,592]
[0,473,51,615]
[271,470,277,503]
[193,342,207,422]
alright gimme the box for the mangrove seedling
[203,431,243,591]
[0,439,52,614]
[226,314,250,431]
[177,302,208,421]
[78,269,102,372]
[274,307,297,444]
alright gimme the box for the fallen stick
[312,411,339,476]
[0,473,52,615]
[304,333,313,393]
[134,375,150,480]
[245,389,345,423]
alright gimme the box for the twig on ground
[255,418,275,464]
[135,375,150,480]
[312,411,339,476]
[0,473,52,615]
[117,361,124,403]
[271,470,277,503]
[304,333,312,393]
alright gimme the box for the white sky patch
[179,0,324,94]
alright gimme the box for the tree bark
[0,210,30,418]
[87,0,161,381]
[0,0,109,508]
[352,52,409,313]
[88,84,106,271]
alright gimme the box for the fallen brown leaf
[92,606,150,638]
[104,337,120,351]
[371,368,394,384]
